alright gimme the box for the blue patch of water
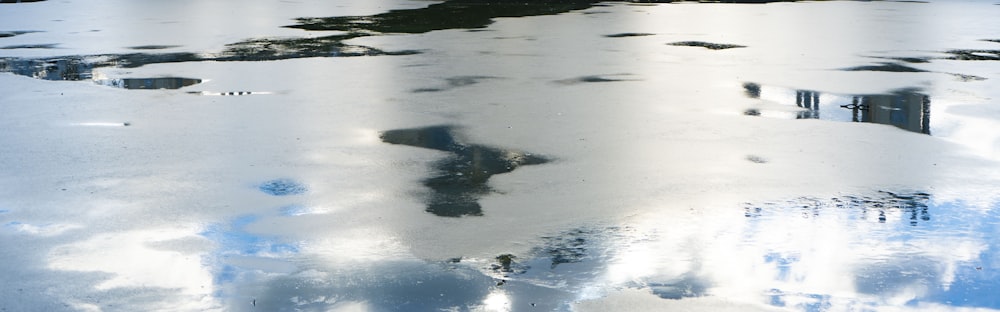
[258,179,307,196]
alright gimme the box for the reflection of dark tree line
[742,83,931,135]
[2,0,997,83]
[745,191,932,226]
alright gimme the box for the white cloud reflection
[47,225,219,310]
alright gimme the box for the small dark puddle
[258,179,308,196]
[380,125,548,217]
[412,76,498,93]
[743,82,931,135]
[668,41,746,50]
[556,74,638,84]
[604,32,655,38]
[95,77,201,90]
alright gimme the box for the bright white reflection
[47,226,217,309]
[594,194,995,311]
[476,290,511,312]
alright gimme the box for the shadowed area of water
[743,82,932,135]
[380,125,549,217]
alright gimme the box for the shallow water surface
[2,0,1000,311]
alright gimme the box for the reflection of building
[742,83,931,135]
[795,90,820,119]
[847,91,931,135]
[93,77,202,90]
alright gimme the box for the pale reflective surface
[2,1,1000,311]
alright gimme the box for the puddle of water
[743,83,931,135]
[94,77,201,90]
[380,125,548,217]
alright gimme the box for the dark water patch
[258,179,308,196]
[0,43,57,49]
[0,53,201,81]
[668,41,746,50]
[556,74,638,84]
[126,45,180,50]
[946,49,1000,61]
[94,77,201,90]
[492,254,529,275]
[285,0,600,33]
[0,56,98,80]
[869,56,931,64]
[412,76,499,93]
[949,72,988,82]
[380,125,548,217]
[843,62,927,72]
[0,0,46,3]
[746,155,768,164]
[743,83,931,135]
[0,30,41,38]
[604,32,655,38]
[984,39,1000,44]
[220,34,421,60]
[533,228,594,269]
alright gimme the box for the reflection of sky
[199,214,299,295]
[593,194,1000,311]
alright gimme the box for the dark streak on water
[0,43,58,49]
[380,125,548,217]
[603,32,655,38]
[126,45,181,50]
[743,82,932,135]
[843,62,927,72]
[668,41,747,50]
[0,0,46,3]
[556,74,638,84]
[946,49,1000,61]
[412,76,499,93]
[0,31,41,38]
